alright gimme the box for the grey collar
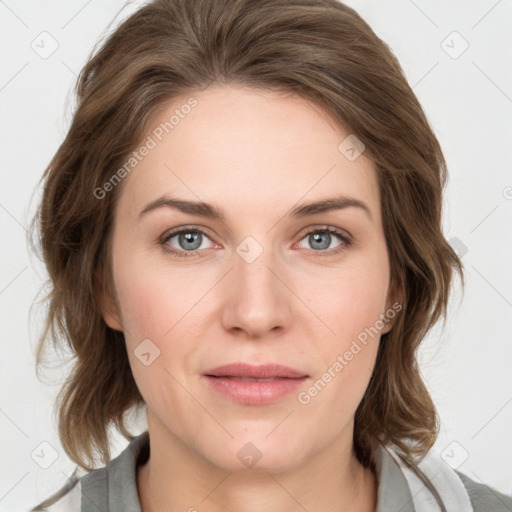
[374,444,415,512]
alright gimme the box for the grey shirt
[32,431,512,512]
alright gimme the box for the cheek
[112,256,208,384]
[112,248,195,341]
[116,278,169,343]
[302,247,390,341]
[114,267,197,412]
[297,246,389,404]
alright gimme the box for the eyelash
[160,225,352,259]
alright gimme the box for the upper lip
[203,363,308,379]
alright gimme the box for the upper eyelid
[161,225,217,243]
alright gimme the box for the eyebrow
[139,195,372,222]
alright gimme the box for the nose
[219,238,293,339]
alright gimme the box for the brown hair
[30,0,463,487]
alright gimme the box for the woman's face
[101,84,398,471]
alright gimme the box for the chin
[197,433,310,474]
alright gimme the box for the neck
[136,417,377,512]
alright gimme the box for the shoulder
[28,472,82,512]
[384,443,512,512]
[29,432,149,512]
[29,466,108,512]
[455,470,512,512]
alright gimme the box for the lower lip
[202,376,308,405]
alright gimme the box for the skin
[100,84,401,512]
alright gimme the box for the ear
[381,278,404,334]
[95,270,123,332]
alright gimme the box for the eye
[160,225,352,259]
[161,227,215,258]
[296,226,352,255]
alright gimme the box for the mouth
[202,363,309,405]
[214,377,289,382]
[203,363,309,379]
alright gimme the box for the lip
[203,363,308,379]
[202,363,309,405]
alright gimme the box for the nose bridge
[234,233,282,301]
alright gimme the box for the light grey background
[1,0,511,510]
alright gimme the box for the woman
[29,0,512,510]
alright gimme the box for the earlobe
[95,271,123,332]
[102,300,124,332]
[381,312,396,335]
[382,279,404,334]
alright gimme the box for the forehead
[114,84,380,224]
